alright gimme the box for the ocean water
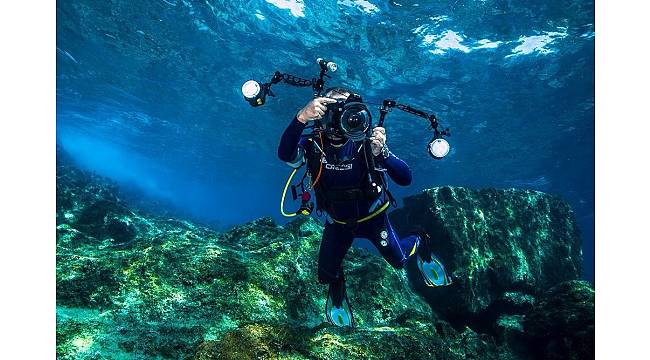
[56,0,594,281]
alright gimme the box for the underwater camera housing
[324,93,372,141]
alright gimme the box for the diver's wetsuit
[278,116,421,286]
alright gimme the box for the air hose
[280,167,300,217]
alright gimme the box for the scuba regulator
[241,58,452,217]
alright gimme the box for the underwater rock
[523,280,595,360]
[57,152,517,359]
[57,150,591,359]
[104,216,137,244]
[390,186,582,331]
[494,314,528,355]
[56,146,141,245]
[193,322,518,360]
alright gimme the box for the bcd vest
[304,135,392,222]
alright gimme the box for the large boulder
[390,186,583,332]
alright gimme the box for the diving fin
[325,279,356,328]
[412,229,452,287]
[417,252,452,287]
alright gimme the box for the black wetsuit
[278,116,421,285]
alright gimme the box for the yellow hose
[281,165,391,222]
[331,200,391,225]
[280,167,299,217]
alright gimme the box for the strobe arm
[378,99,451,160]
[243,58,338,106]
[378,99,448,135]
[268,71,314,96]
[243,69,332,107]
[263,58,338,97]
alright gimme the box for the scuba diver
[277,87,450,328]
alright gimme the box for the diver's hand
[370,127,386,156]
[297,97,337,124]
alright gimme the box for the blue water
[56,0,595,281]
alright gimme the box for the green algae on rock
[57,151,519,359]
[390,186,583,331]
[193,322,518,360]
[56,149,592,359]
[524,280,595,360]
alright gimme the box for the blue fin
[325,288,356,328]
[417,252,452,287]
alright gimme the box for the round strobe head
[241,80,261,99]
[427,138,450,159]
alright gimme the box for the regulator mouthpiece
[427,137,450,159]
[242,80,265,107]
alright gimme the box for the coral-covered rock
[390,186,582,331]
[524,280,595,360]
[193,322,516,360]
[56,149,590,359]
[57,151,518,359]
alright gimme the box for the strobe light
[317,58,338,72]
[242,80,265,107]
[427,137,450,159]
